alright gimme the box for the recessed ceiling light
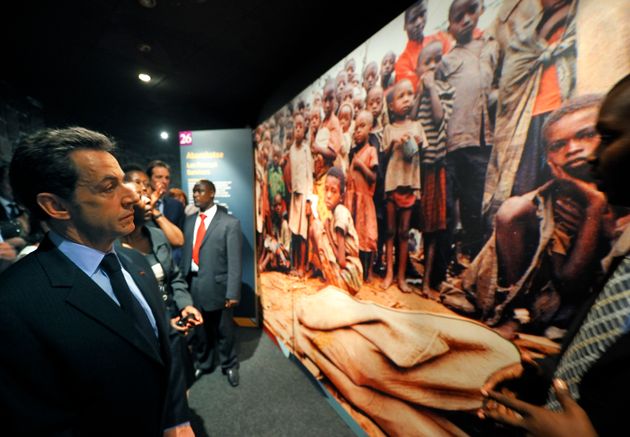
[138,43,152,53]
[138,0,157,8]
[138,73,151,83]
[160,131,169,140]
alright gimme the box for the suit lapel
[180,215,196,271]
[118,248,171,365]
[201,207,222,247]
[36,237,164,365]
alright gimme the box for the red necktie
[192,213,207,265]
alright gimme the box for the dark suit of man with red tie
[180,179,242,386]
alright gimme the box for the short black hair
[122,163,145,177]
[123,165,147,183]
[10,127,115,220]
[326,166,345,193]
[146,159,171,178]
[197,179,215,192]
[542,94,603,151]
[404,1,428,23]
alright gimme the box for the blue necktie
[100,254,159,352]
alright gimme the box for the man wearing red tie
[180,179,242,386]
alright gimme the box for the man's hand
[149,186,165,209]
[551,165,606,208]
[181,306,203,326]
[422,70,436,89]
[479,379,597,437]
[170,306,203,332]
[0,242,17,261]
[482,362,524,393]
[554,197,583,235]
[225,299,239,309]
[163,423,195,437]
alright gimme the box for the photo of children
[253,1,630,435]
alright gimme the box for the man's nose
[566,138,584,155]
[123,185,140,205]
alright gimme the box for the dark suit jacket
[180,206,243,311]
[0,236,174,435]
[162,196,185,230]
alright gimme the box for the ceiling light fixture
[160,131,169,140]
[138,0,157,8]
[138,43,152,53]
[138,73,151,83]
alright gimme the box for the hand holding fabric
[479,379,597,437]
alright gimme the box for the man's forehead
[153,166,170,175]
[407,4,427,20]
[452,0,477,15]
[368,89,383,99]
[549,107,598,134]
[71,149,122,181]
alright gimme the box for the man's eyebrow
[97,175,121,185]
[575,126,597,136]
[548,139,566,150]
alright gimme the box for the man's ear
[36,192,72,220]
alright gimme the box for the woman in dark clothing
[118,179,203,424]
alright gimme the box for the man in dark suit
[480,75,630,436]
[0,127,190,435]
[147,160,185,265]
[146,159,185,230]
[180,179,242,387]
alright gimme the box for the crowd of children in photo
[254,0,630,342]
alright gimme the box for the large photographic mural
[254,0,630,435]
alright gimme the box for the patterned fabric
[546,255,630,410]
[482,5,577,223]
[267,164,286,203]
[420,164,447,233]
[416,80,454,165]
[345,143,378,252]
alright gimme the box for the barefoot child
[382,79,426,292]
[366,85,388,276]
[345,111,379,282]
[414,40,455,298]
[288,113,313,277]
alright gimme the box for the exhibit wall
[179,128,258,323]
[254,0,630,435]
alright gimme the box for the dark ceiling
[3,0,409,152]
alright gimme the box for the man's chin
[119,222,136,236]
[564,164,594,183]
